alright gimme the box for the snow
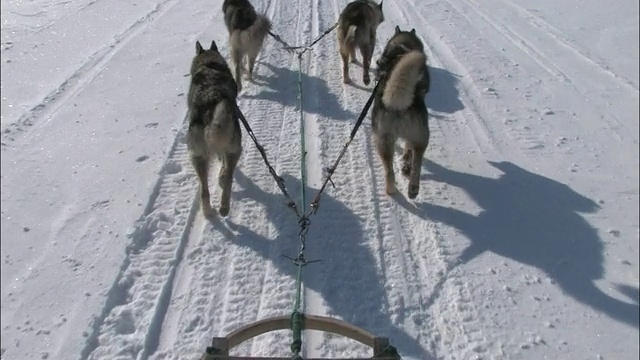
[1,0,638,359]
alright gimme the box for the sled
[201,314,401,359]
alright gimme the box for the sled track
[290,0,448,358]
[468,0,637,136]
[80,117,199,360]
[391,1,504,355]
[147,0,329,356]
[435,0,637,138]
[4,0,183,140]
[298,0,330,356]
[0,0,100,48]
[493,0,637,92]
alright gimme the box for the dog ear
[410,28,416,34]
[378,1,383,9]
[209,40,218,52]
[196,41,204,54]
[395,25,401,34]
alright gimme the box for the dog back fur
[375,26,430,112]
[222,0,272,91]
[370,27,431,199]
[337,0,384,84]
[223,0,257,31]
[338,0,384,46]
[187,40,240,154]
[187,40,243,217]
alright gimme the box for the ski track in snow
[447,0,638,138]
[78,119,198,360]
[1,0,183,141]
[151,0,321,357]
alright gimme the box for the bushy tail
[252,14,272,37]
[211,99,233,127]
[345,25,357,44]
[381,50,427,111]
[230,13,272,47]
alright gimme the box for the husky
[371,26,431,199]
[337,0,384,85]
[222,0,272,92]
[187,40,242,217]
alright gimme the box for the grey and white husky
[187,40,242,217]
[336,0,384,85]
[222,0,272,92]
[371,26,431,199]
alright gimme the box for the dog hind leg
[339,43,352,84]
[245,44,260,80]
[230,45,244,92]
[360,43,373,85]
[192,154,214,217]
[374,133,397,195]
[407,143,427,199]
[218,151,240,217]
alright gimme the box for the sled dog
[371,26,431,199]
[187,40,242,217]
[222,0,272,92]
[337,0,384,85]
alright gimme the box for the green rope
[289,50,308,358]
[293,251,304,313]
[286,22,337,358]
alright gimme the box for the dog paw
[202,202,215,218]
[363,74,371,85]
[343,77,352,84]
[219,205,230,217]
[407,184,420,199]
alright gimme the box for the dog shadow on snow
[426,66,464,115]
[243,62,356,121]
[210,170,435,359]
[395,160,639,329]
[244,62,462,121]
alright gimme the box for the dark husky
[187,40,242,217]
[371,26,431,199]
[222,0,272,92]
[337,0,384,85]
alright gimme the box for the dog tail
[252,14,272,36]
[211,99,233,127]
[242,13,271,42]
[382,50,427,111]
[230,13,272,46]
[345,25,357,44]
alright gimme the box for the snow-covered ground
[1,0,638,359]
